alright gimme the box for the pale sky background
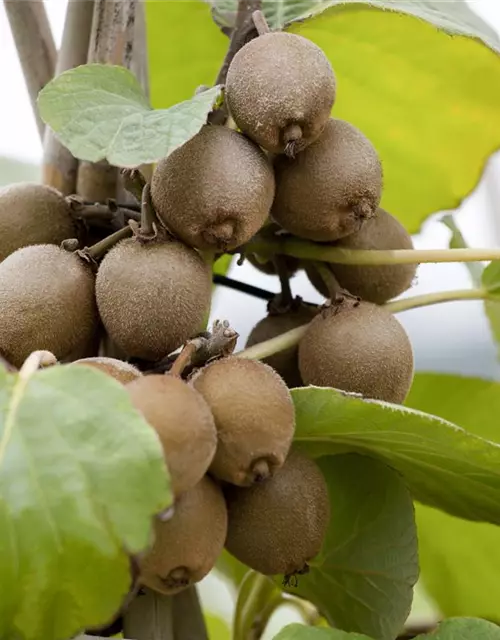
[2,2,500,633]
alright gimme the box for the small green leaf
[286,3,500,232]
[205,612,231,640]
[273,622,374,640]
[0,364,171,640]
[278,454,418,640]
[292,386,500,524]
[441,215,483,287]
[406,374,500,619]
[481,262,500,357]
[482,261,500,295]
[38,64,222,167]
[415,617,500,639]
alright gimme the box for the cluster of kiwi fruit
[0,18,418,609]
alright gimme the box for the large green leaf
[287,4,500,231]
[273,623,374,640]
[38,64,222,166]
[291,386,500,524]
[278,454,418,640]
[146,1,227,109]
[0,363,171,640]
[415,618,500,639]
[406,374,500,619]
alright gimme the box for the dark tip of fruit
[352,199,375,220]
[162,566,190,589]
[283,124,303,158]
[201,219,236,250]
[249,458,272,484]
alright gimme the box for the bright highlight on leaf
[277,455,417,640]
[37,64,222,167]
[0,363,171,640]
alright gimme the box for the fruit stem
[169,342,198,378]
[274,256,294,306]
[139,182,159,238]
[121,168,147,203]
[245,236,500,266]
[238,287,491,360]
[234,571,282,640]
[86,225,133,260]
[310,261,343,299]
[252,9,271,35]
[19,351,57,379]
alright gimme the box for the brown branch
[214,0,261,87]
[76,0,137,203]
[42,0,95,195]
[4,0,56,140]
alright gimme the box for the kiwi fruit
[245,303,318,387]
[298,298,414,403]
[306,208,417,304]
[224,450,329,577]
[272,118,383,242]
[191,356,295,486]
[0,183,76,262]
[138,475,228,595]
[150,126,275,252]
[95,238,212,361]
[0,244,97,368]
[127,374,217,497]
[225,32,336,156]
[73,357,142,385]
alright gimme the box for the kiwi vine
[2,2,500,640]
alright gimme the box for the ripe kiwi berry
[73,357,142,385]
[0,183,76,262]
[138,476,228,595]
[226,32,336,155]
[150,125,275,252]
[0,244,97,367]
[245,302,318,387]
[306,208,417,304]
[224,450,330,578]
[127,374,217,497]
[298,298,414,403]
[95,238,212,361]
[272,118,382,242]
[191,356,295,486]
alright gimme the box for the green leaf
[215,549,249,592]
[482,262,500,358]
[278,454,418,640]
[441,215,484,287]
[209,0,325,31]
[406,374,500,619]
[38,64,222,167]
[205,612,231,640]
[292,386,500,525]
[147,1,227,109]
[415,617,500,639]
[482,261,500,295]
[285,3,500,232]
[273,622,374,640]
[0,364,171,640]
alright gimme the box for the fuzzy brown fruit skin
[298,299,414,403]
[306,208,417,304]
[95,238,212,361]
[0,183,76,262]
[127,375,217,497]
[224,450,330,577]
[0,244,97,368]
[191,356,295,486]
[73,357,142,385]
[139,476,228,595]
[245,304,318,387]
[150,126,275,252]
[226,32,336,155]
[272,118,383,242]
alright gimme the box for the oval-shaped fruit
[139,476,228,595]
[306,209,417,304]
[225,451,329,577]
[245,304,318,387]
[226,32,336,155]
[298,299,414,403]
[272,118,383,242]
[127,374,217,497]
[0,183,76,262]
[96,238,212,361]
[150,126,275,252]
[73,357,142,385]
[191,357,295,486]
[0,244,97,367]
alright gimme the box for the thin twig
[83,226,133,261]
[4,0,56,140]
[213,274,275,301]
[121,169,147,203]
[42,0,95,195]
